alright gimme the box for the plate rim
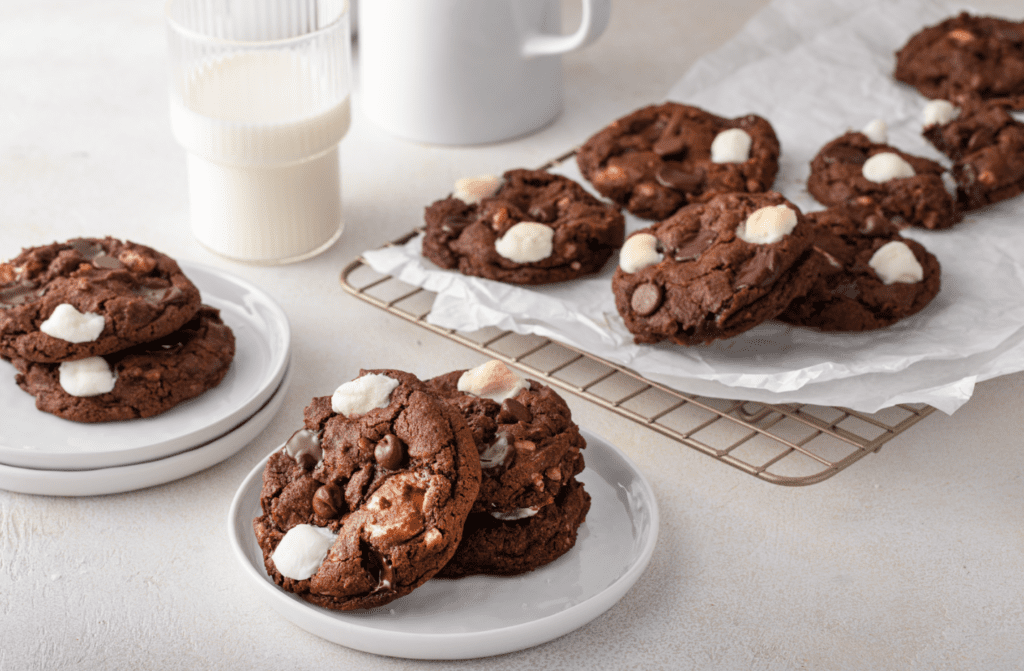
[0,261,291,470]
[227,428,660,660]
[0,360,292,496]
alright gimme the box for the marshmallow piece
[619,233,663,273]
[283,428,322,468]
[862,152,916,183]
[271,524,337,581]
[457,360,528,403]
[491,507,540,521]
[736,205,798,244]
[494,222,553,263]
[58,357,116,397]
[479,432,511,469]
[331,373,400,417]
[923,100,959,127]
[869,241,924,285]
[40,304,105,343]
[453,175,503,205]
[862,119,888,144]
[710,128,752,163]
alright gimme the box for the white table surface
[3,1,1024,669]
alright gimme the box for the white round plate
[0,361,291,497]
[0,262,290,470]
[228,429,659,660]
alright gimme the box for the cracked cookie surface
[0,237,202,363]
[253,369,481,611]
[612,191,822,346]
[778,207,941,331]
[12,305,235,422]
[438,477,591,579]
[576,102,780,220]
[422,169,625,285]
[425,369,586,515]
[895,13,1024,109]
[924,101,1024,210]
[806,131,961,230]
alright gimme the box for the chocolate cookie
[437,477,591,579]
[895,13,1024,109]
[806,131,962,230]
[11,305,235,422]
[422,169,625,285]
[253,369,481,611]
[778,207,941,331]
[0,238,202,363]
[612,191,823,346]
[923,101,1024,210]
[576,102,781,220]
[425,360,587,515]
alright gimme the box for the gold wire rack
[339,232,936,487]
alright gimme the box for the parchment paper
[364,0,1024,414]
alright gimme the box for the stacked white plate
[228,429,659,659]
[0,263,291,496]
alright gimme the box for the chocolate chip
[374,434,405,470]
[672,228,716,261]
[655,163,702,192]
[312,483,344,518]
[0,280,39,308]
[631,283,663,316]
[91,254,124,270]
[69,239,104,260]
[497,398,532,424]
[652,134,687,157]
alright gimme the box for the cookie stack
[897,15,1024,212]
[0,237,235,423]
[253,361,590,611]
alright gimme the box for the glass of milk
[166,0,351,264]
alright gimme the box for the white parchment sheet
[364,0,1024,414]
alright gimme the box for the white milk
[170,50,350,263]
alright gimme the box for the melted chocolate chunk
[0,280,41,308]
[496,398,532,424]
[655,163,703,193]
[91,254,124,270]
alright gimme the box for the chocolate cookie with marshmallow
[437,476,591,579]
[806,131,962,230]
[253,369,481,611]
[11,305,234,422]
[894,13,1024,110]
[612,191,823,345]
[922,100,1024,210]
[778,207,941,331]
[576,102,781,220]
[0,237,202,363]
[425,360,587,515]
[421,168,625,285]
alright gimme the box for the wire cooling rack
[339,231,936,487]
